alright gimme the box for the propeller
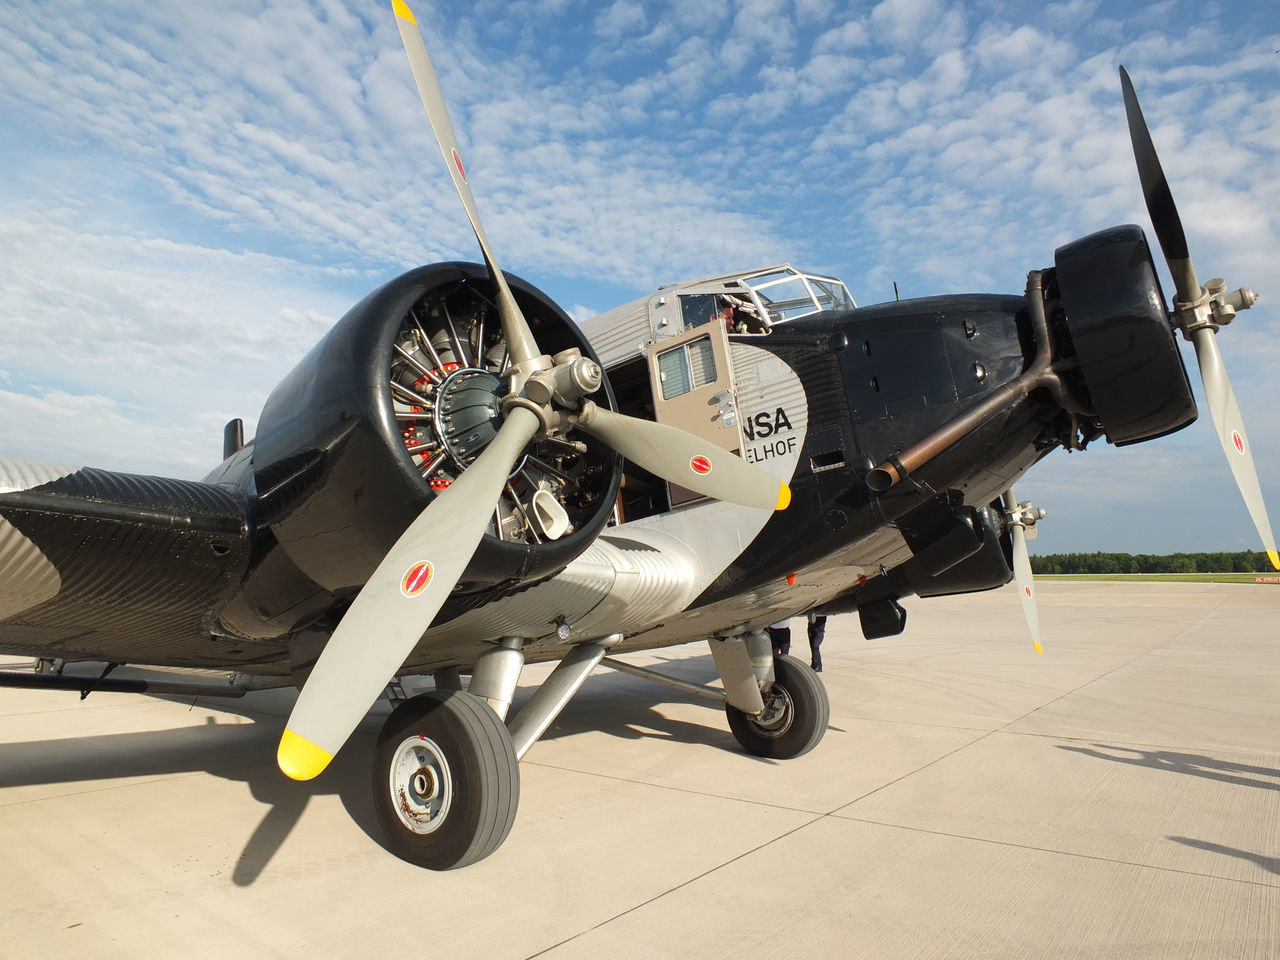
[574,402,790,511]
[1119,66,1278,571]
[278,406,540,780]
[277,0,790,780]
[391,0,537,367]
[1002,490,1045,655]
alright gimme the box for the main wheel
[726,654,829,759]
[372,690,519,870]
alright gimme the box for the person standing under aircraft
[768,618,791,657]
[807,613,826,672]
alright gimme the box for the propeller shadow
[1166,836,1280,877]
[0,694,385,887]
[1056,743,1280,793]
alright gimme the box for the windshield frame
[739,267,855,325]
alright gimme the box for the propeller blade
[1189,328,1280,570]
[277,406,542,780]
[575,402,790,511]
[391,0,539,366]
[1119,69,1276,568]
[1003,490,1043,654]
[1119,66,1199,305]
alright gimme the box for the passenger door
[648,321,741,506]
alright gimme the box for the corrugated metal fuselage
[0,286,1054,675]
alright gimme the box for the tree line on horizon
[1029,551,1275,574]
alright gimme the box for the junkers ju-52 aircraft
[0,3,1275,870]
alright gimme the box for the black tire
[372,690,519,870]
[725,654,829,759]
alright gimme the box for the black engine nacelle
[1052,224,1197,445]
[816,497,1014,637]
[250,262,621,599]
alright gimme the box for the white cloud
[659,0,729,30]
[595,1,648,40]
[971,23,1074,71]
[0,209,350,476]
[870,0,967,55]
[795,0,838,24]
[1043,0,1100,26]
[814,18,870,54]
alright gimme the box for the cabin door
[647,321,742,506]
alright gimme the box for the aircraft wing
[0,456,275,669]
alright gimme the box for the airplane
[0,2,1275,871]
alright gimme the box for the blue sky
[0,0,1276,554]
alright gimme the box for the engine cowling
[250,262,621,599]
[1051,224,1197,445]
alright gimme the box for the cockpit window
[751,276,817,322]
[741,267,854,324]
[808,277,854,311]
[680,294,716,330]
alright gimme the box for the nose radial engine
[276,1,792,781]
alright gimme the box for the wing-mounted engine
[251,261,621,597]
[1048,224,1197,446]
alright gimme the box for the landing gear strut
[371,633,829,869]
[725,655,829,759]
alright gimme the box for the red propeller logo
[1232,430,1245,455]
[401,561,434,598]
[451,148,467,183]
[690,455,712,475]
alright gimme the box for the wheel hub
[388,735,453,834]
[751,687,795,737]
[411,767,439,800]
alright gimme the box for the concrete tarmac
[0,582,1276,959]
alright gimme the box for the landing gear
[725,655,829,759]
[369,637,826,868]
[372,690,519,870]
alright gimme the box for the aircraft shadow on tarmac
[1167,837,1280,877]
[1056,743,1280,793]
[0,708,381,886]
[1058,743,1280,878]
[513,653,843,752]
[514,652,760,752]
[0,651,784,884]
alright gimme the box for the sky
[0,0,1277,555]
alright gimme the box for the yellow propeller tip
[278,729,333,781]
[776,483,791,511]
[1033,642,1044,655]
[391,0,416,23]
[1269,549,1279,571]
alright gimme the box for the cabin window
[656,336,716,399]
